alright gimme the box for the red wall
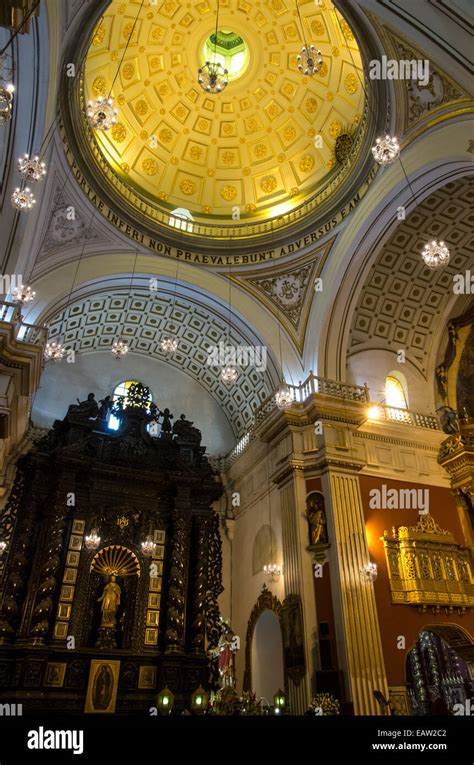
[359,475,474,685]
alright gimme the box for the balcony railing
[220,372,440,470]
[0,301,48,345]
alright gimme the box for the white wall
[32,351,235,456]
[251,610,285,704]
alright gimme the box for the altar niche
[0,387,224,713]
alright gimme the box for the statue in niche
[98,395,113,421]
[437,406,460,435]
[306,493,327,546]
[158,408,174,435]
[97,575,121,629]
[64,392,98,422]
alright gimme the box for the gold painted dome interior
[84,0,365,235]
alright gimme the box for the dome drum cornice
[59,0,391,258]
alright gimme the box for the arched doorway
[406,626,474,714]
[251,610,284,704]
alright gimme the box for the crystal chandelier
[11,186,35,211]
[297,45,323,76]
[44,341,65,363]
[141,535,156,558]
[361,562,378,582]
[84,528,101,551]
[86,96,117,130]
[0,540,7,557]
[11,284,36,304]
[371,135,400,166]
[221,366,238,384]
[0,82,14,126]
[18,153,46,182]
[263,563,281,580]
[160,337,178,354]
[198,0,228,94]
[112,337,129,359]
[198,61,228,93]
[421,240,450,269]
[275,381,293,409]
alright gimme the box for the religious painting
[44,663,66,688]
[69,535,83,551]
[148,593,161,609]
[60,585,75,601]
[146,610,160,626]
[66,551,80,567]
[57,603,71,620]
[85,660,120,714]
[154,544,165,560]
[153,530,165,544]
[281,595,305,680]
[138,666,157,689]
[72,519,86,534]
[63,568,78,584]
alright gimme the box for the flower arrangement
[310,693,340,716]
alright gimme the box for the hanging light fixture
[361,562,378,582]
[0,540,7,557]
[221,365,238,384]
[11,186,35,211]
[220,243,237,384]
[141,535,156,558]
[44,341,66,363]
[295,0,323,76]
[86,96,117,131]
[198,0,228,93]
[275,382,293,409]
[421,240,450,270]
[297,45,323,76]
[111,337,129,360]
[263,562,281,580]
[0,82,14,126]
[11,284,36,304]
[84,528,101,551]
[371,135,400,166]
[160,337,178,354]
[17,153,46,182]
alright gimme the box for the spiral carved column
[205,511,223,651]
[0,493,38,644]
[165,505,192,654]
[190,515,209,654]
[27,508,67,643]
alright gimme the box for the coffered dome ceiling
[77,0,365,242]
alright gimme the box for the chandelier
[44,341,65,363]
[361,562,378,582]
[11,284,36,304]
[11,186,35,211]
[198,61,228,93]
[141,535,156,558]
[221,366,238,384]
[297,45,323,76]
[112,337,129,359]
[421,240,450,269]
[371,135,400,166]
[84,528,101,551]
[18,153,46,182]
[264,563,281,580]
[0,540,7,557]
[0,82,14,126]
[160,337,178,354]
[86,97,117,131]
[198,0,228,93]
[275,381,293,409]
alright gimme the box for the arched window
[108,380,153,431]
[385,373,408,409]
[169,208,194,233]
